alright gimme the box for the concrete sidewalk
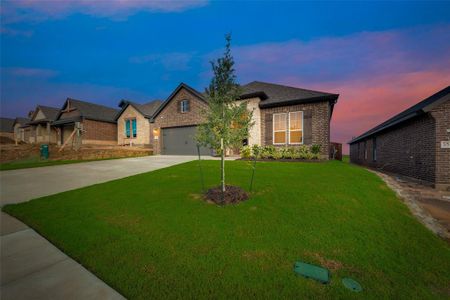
[0,155,197,206]
[0,212,125,300]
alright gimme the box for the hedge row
[240,144,321,160]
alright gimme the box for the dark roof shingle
[117,100,162,120]
[240,81,339,108]
[58,98,119,123]
[39,105,60,121]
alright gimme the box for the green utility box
[40,144,49,160]
[294,261,330,284]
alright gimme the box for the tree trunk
[221,138,225,192]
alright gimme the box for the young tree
[196,34,253,193]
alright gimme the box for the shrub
[240,144,321,160]
[240,145,252,159]
[260,146,276,159]
[252,145,261,158]
[311,144,321,155]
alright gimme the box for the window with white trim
[180,100,190,113]
[289,111,303,144]
[273,113,287,144]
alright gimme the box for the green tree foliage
[196,34,253,192]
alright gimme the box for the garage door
[162,126,211,155]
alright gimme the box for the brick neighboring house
[115,99,162,147]
[146,81,338,156]
[26,105,60,144]
[12,117,30,143]
[53,98,119,146]
[0,117,15,141]
[349,86,450,191]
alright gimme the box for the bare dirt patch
[305,252,344,271]
[205,185,249,205]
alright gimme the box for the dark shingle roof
[39,105,60,121]
[240,81,339,108]
[0,117,15,133]
[13,117,30,126]
[116,100,163,120]
[57,98,119,123]
[349,86,450,144]
[28,105,60,124]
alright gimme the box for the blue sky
[1,1,450,146]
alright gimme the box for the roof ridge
[244,80,337,95]
[67,97,118,111]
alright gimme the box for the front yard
[3,160,450,299]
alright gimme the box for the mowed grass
[3,160,450,299]
[0,156,128,171]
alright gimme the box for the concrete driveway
[0,155,197,206]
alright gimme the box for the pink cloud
[224,24,450,154]
[1,0,208,24]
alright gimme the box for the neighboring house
[0,117,15,141]
[12,117,30,142]
[147,81,339,156]
[115,99,162,147]
[53,98,119,146]
[27,105,60,144]
[349,86,450,191]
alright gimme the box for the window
[180,100,190,113]
[372,137,377,161]
[289,111,303,144]
[358,142,361,158]
[273,113,287,144]
[125,119,137,138]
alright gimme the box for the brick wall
[152,87,207,154]
[431,99,450,190]
[350,113,436,184]
[83,119,117,144]
[260,101,331,157]
[117,105,151,146]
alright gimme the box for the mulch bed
[205,185,249,205]
[239,158,323,163]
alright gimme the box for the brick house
[115,99,162,147]
[349,86,450,191]
[53,98,119,146]
[144,81,338,157]
[26,105,60,144]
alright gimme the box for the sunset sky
[1,1,450,152]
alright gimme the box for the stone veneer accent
[117,105,151,146]
[235,97,261,146]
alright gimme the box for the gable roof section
[55,98,119,124]
[240,81,339,108]
[349,86,450,144]
[29,105,60,124]
[13,117,30,127]
[0,117,15,133]
[115,100,162,120]
[151,82,206,121]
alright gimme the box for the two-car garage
[161,126,211,155]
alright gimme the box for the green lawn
[3,160,450,299]
[0,156,125,171]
